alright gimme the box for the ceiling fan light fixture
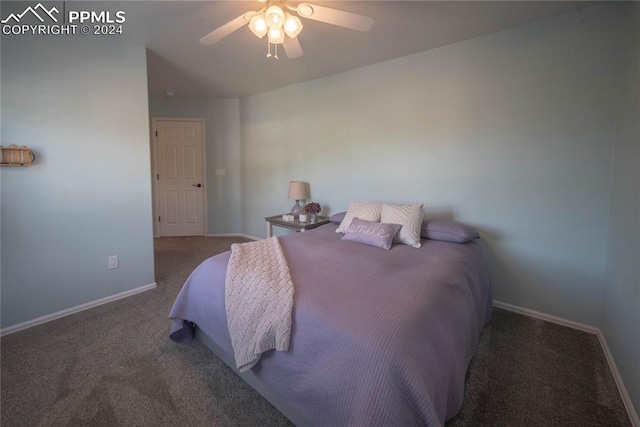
[268,27,285,44]
[199,0,374,60]
[265,5,285,29]
[283,13,302,38]
[249,14,268,38]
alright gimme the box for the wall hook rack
[0,145,35,166]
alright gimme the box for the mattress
[170,222,492,426]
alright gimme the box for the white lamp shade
[288,181,307,200]
[265,5,285,29]
[283,13,303,38]
[249,14,268,38]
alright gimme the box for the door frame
[151,117,208,237]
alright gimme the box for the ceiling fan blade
[297,3,374,32]
[283,37,303,59]
[199,14,250,45]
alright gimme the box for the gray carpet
[1,236,632,426]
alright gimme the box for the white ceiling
[113,1,599,98]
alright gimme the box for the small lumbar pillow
[336,203,382,233]
[342,218,402,250]
[421,220,479,243]
[380,203,425,248]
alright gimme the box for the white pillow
[380,204,425,248]
[336,202,382,233]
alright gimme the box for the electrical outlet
[108,255,119,269]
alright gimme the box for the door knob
[192,183,202,187]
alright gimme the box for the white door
[155,120,205,236]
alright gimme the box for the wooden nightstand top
[265,214,331,237]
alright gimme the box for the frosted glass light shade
[265,5,285,29]
[249,14,268,38]
[268,27,285,44]
[283,13,302,38]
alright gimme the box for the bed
[169,219,492,426]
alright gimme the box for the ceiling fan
[199,0,374,59]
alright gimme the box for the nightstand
[265,215,331,238]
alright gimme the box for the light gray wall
[602,3,640,417]
[240,4,625,327]
[148,97,242,235]
[1,36,155,328]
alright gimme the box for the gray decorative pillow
[342,218,402,250]
[330,212,347,223]
[420,220,479,243]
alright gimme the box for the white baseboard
[493,300,639,426]
[492,300,599,334]
[0,282,157,337]
[596,330,640,427]
[154,233,261,241]
[206,233,260,241]
[240,234,260,241]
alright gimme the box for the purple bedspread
[169,223,492,426]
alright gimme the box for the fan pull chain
[265,40,279,60]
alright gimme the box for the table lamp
[288,181,307,216]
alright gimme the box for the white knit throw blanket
[225,237,294,372]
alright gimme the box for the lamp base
[290,200,303,216]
